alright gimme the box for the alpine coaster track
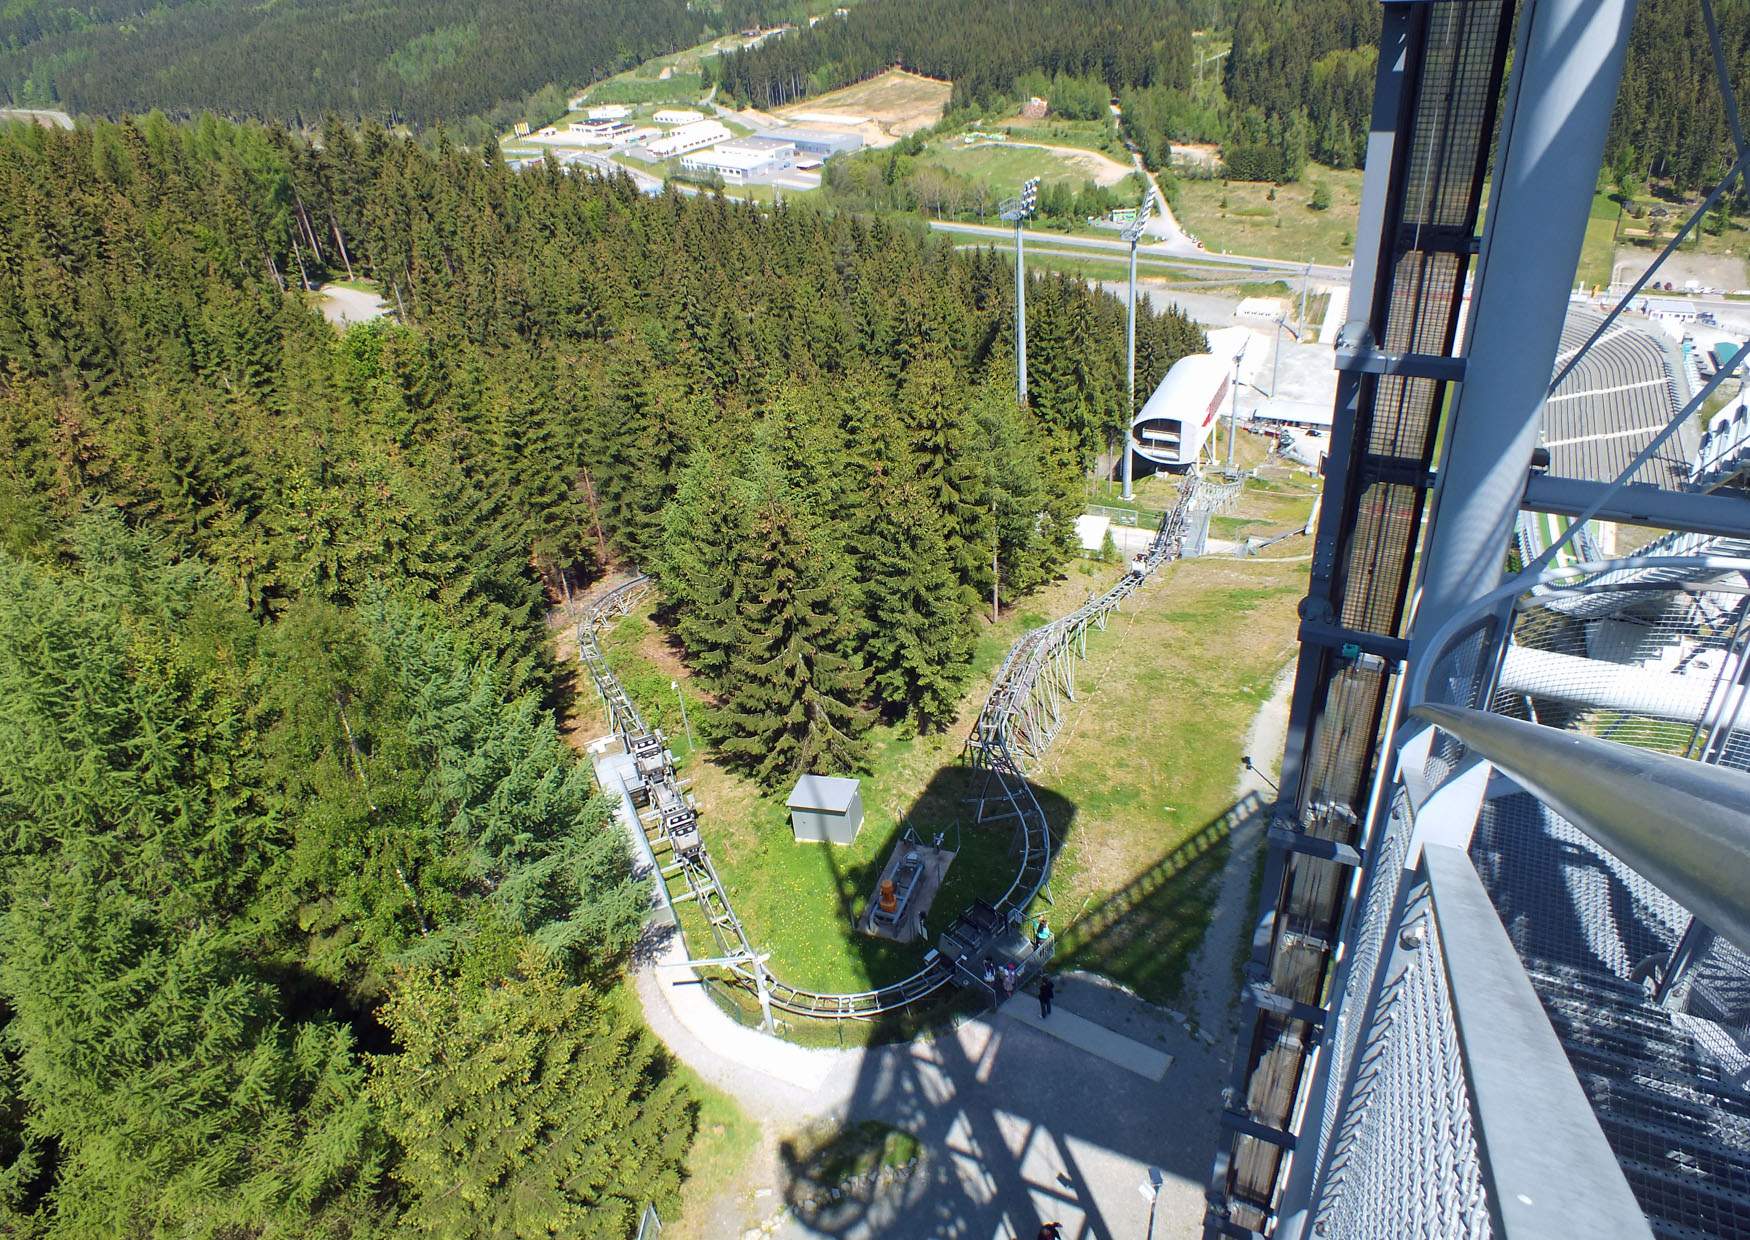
[577,476,1239,1022]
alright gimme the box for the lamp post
[1225,343,1247,473]
[1120,194,1155,500]
[670,679,695,752]
[1270,313,1302,400]
[1000,177,1041,405]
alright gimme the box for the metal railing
[1292,553,1750,1239]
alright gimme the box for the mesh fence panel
[1488,583,1750,768]
[1308,789,1415,1189]
[1310,875,1493,1240]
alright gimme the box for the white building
[679,146,778,184]
[653,108,705,126]
[1645,298,1699,324]
[1130,353,1232,469]
[586,104,631,121]
[646,120,732,159]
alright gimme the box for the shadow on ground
[761,794,1268,1240]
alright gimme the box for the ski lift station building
[787,774,864,845]
[1130,352,1230,469]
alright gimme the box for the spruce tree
[370,944,693,1239]
[720,490,871,789]
[657,450,753,692]
[862,471,973,730]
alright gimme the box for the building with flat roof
[760,127,862,157]
[586,104,631,121]
[646,120,731,159]
[652,108,705,126]
[721,136,795,157]
[679,144,786,184]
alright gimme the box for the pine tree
[370,944,693,1239]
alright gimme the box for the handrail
[1422,844,1655,1240]
[1412,703,1750,959]
[1407,552,1750,707]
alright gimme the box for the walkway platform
[1002,995,1174,1081]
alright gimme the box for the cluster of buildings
[515,99,865,192]
[675,127,862,185]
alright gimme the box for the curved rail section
[578,475,1237,1022]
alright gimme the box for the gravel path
[1182,666,1294,1040]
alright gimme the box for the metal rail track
[577,475,1237,1020]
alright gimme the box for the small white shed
[787,774,864,845]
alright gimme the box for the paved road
[927,219,1350,280]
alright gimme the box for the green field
[1576,191,1620,290]
[1173,163,1364,266]
[984,114,1128,159]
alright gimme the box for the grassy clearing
[983,114,1128,158]
[1040,473,1311,1006]
[571,465,1314,1023]
[575,564,1130,1000]
[924,140,1131,195]
[1576,191,1620,291]
[1174,163,1364,266]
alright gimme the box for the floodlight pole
[1227,351,1241,473]
[1123,236,1137,498]
[1015,216,1029,404]
[1120,198,1151,500]
[1003,178,1040,407]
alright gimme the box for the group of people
[979,915,1057,1017]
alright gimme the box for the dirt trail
[1182,664,1294,1037]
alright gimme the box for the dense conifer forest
[712,0,1198,110]
[0,114,1200,1232]
[720,0,1748,192]
[0,0,787,132]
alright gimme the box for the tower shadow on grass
[764,791,1268,1239]
[805,762,1080,1001]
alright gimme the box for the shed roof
[787,773,860,812]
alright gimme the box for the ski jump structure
[577,475,1240,1024]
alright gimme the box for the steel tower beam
[1414,0,1638,651]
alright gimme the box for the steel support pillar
[1412,0,1640,655]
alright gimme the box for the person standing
[1037,1223,1064,1239]
[1038,974,1055,1018]
[1001,962,1017,1001]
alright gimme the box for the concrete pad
[1001,996,1174,1082]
